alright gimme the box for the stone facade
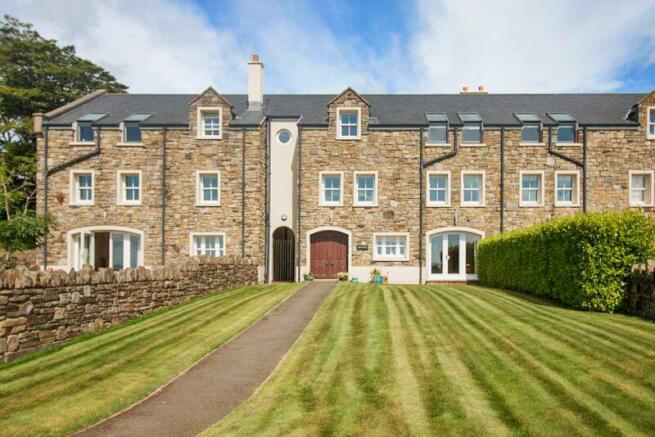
[35,86,655,284]
[0,257,257,362]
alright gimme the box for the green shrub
[478,211,655,312]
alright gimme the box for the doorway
[273,227,295,282]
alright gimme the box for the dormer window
[515,113,542,144]
[77,122,94,143]
[121,113,151,145]
[458,113,482,144]
[197,107,222,139]
[548,113,577,144]
[336,108,361,140]
[124,122,141,143]
[73,113,106,144]
[426,113,448,145]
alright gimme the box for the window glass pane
[428,124,447,143]
[112,234,124,269]
[203,112,220,136]
[430,235,443,274]
[323,174,341,202]
[129,235,140,267]
[78,174,92,201]
[632,175,645,189]
[124,174,140,201]
[78,123,94,142]
[125,123,141,142]
[462,124,481,143]
[202,174,219,202]
[558,124,575,142]
[650,110,655,122]
[465,234,478,274]
[521,124,540,142]
[463,175,481,203]
[357,175,374,203]
[429,174,447,203]
[447,234,460,274]
[339,111,358,137]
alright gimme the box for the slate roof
[45,92,647,128]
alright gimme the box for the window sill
[461,203,485,208]
[353,203,378,208]
[116,142,145,147]
[117,202,142,206]
[519,142,545,147]
[69,202,94,207]
[555,142,582,147]
[69,142,96,147]
[555,203,580,208]
[336,136,361,141]
[630,203,654,208]
[519,203,544,208]
[373,257,409,262]
[319,203,343,207]
[196,203,221,207]
[426,143,452,148]
[426,203,451,208]
[460,143,486,147]
[196,136,222,140]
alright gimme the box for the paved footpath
[78,280,336,437]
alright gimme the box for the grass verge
[0,282,303,437]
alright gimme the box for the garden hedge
[478,211,655,312]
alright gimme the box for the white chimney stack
[248,54,264,111]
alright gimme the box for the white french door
[72,231,94,270]
[110,232,141,270]
[428,232,479,281]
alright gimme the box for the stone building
[34,55,655,284]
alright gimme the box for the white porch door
[110,232,141,270]
[429,232,479,281]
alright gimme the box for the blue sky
[4,0,655,94]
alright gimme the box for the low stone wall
[626,261,655,320]
[0,256,258,362]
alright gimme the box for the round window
[277,129,292,144]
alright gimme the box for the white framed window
[69,170,94,206]
[196,171,221,206]
[336,107,361,140]
[319,171,343,206]
[519,171,545,207]
[629,170,654,206]
[353,171,377,207]
[190,232,225,257]
[648,107,655,140]
[373,233,409,261]
[461,171,485,207]
[555,171,580,206]
[117,170,142,205]
[197,107,222,139]
[427,171,451,207]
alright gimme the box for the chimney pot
[252,54,259,63]
[462,85,469,92]
[478,85,485,92]
[33,112,44,135]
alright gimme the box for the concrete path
[78,281,336,437]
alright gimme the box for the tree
[0,212,54,266]
[0,15,127,217]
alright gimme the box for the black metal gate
[273,227,295,282]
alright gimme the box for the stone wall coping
[0,256,255,290]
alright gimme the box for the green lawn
[0,282,302,437]
[206,283,655,437]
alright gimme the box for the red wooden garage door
[310,231,348,279]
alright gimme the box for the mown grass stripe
[449,285,655,395]
[439,285,655,431]
[432,286,638,436]
[402,286,509,436]
[467,285,655,355]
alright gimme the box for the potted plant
[371,268,384,284]
[337,271,348,281]
[303,272,314,281]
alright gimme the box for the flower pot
[303,274,314,281]
[374,275,384,284]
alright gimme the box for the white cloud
[2,0,655,94]
[410,0,655,92]
[2,0,248,93]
